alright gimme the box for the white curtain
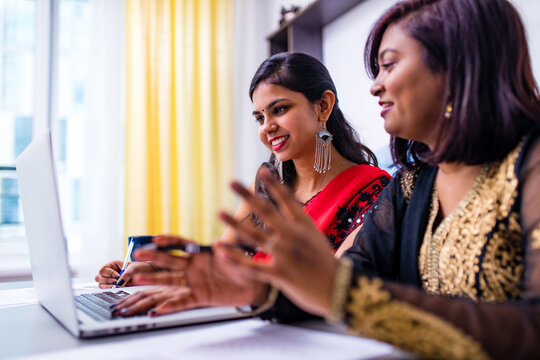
[76,0,125,277]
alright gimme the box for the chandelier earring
[314,122,333,174]
[444,101,453,119]
[273,153,283,181]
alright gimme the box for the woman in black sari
[212,0,540,359]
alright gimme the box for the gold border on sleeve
[346,276,489,360]
[326,257,353,324]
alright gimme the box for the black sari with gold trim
[264,128,540,359]
[341,128,540,359]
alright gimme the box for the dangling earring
[444,101,453,119]
[314,122,333,174]
[274,153,283,181]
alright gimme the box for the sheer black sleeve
[258,176,395,323]
[341,136,540,360]
[343,175,404,279]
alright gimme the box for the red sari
[303,164,390,251]
[255,164,390,261]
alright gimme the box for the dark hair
[249,52,377,186]
[365,0,540,170]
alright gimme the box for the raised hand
[113,235,268,317]
[215,168,338,317]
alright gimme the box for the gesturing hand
[113,235,268,317]
[215,168,338,318]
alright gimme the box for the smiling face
[252,82,322,162]
[370,23,446,148]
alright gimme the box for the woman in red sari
[243,52,390,261]
[96,53,390,310]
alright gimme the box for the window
[0,0,35,279]
[1,0,126,281]
[0,0,94,280]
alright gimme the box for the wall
[322,0,540,172]
[233,0,314,186]
[512,0,540,80]
[323,0,397,171]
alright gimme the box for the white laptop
[16,130,250,338]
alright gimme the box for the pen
[141,242,257,254]
[141,243,212,253]
[117,239,135,287]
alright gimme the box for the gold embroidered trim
[400,168,419,203]
[326,257,353,324]
[532,226,540,250]
[418,141,525,301]
[347,276,489,360]
[422,188,441,293]
[421,166,489,294]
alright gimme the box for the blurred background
[0,0,538,281]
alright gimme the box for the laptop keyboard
[74,290,130,322]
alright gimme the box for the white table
[0,281,415,359]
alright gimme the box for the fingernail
[120,308,130,314]
[115,276,119,280]
[112,281,117,285]
[117,279,125,286]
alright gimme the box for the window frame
[0,0,57,281]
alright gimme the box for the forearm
[332,259,540,360]
[382,281,540,360]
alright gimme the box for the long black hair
[249,52,377,186]
[365,0,540,170]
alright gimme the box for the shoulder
[349,164,391,178]
[398,168,419,203]
[340,164,391,187]
[349,165,393,197]
[395,166,426,203]
[391,164,438,204]
[482,127,540,187]
[516,126,540,176]
[326,164,392,196]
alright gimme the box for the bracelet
[326,257,353,324]
[235,285,279,316]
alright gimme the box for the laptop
[16,130,250,338]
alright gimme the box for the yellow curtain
[125,0,235,245]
